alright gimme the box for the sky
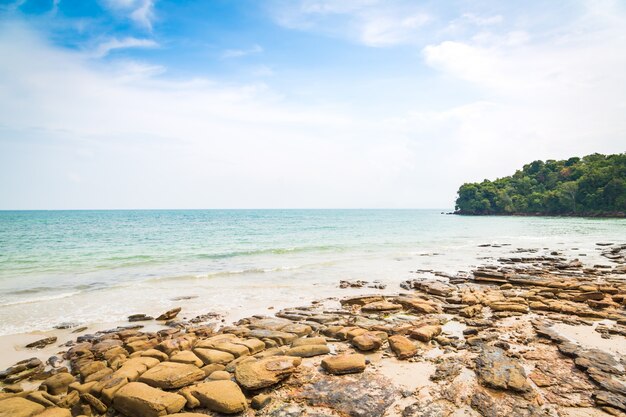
[0,0,625,209]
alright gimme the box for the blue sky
[0,0,625,209]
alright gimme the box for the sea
[0,209,624,336]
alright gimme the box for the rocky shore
[2,243,626,417]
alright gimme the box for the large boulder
[235,356,301,390]
[189,380,247,414]
[139,362,204,389]
[112,382,186,417]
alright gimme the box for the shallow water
[0,209,624,335]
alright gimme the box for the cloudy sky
[0,0,624,209]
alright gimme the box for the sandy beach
[2,242,626,417]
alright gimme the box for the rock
[204,370,229,381]
[361,301,403,313]
[291,337,327,347]
[475,347,531,392]
[409,325,442,342]
[169,351,204,368]
[156,307,181,321]
[155,335,195,355]
[189,380,247,414]
[321,354,366,375]
[128,314,153,322]
[40,372,75,395]
[25,337,57,349]
[351,333,383,351]
[251,393,271,410]
[388,335,418,359]
[0,397,45,417]
[138,361,204,389]
[296,371,397,417]
[235,356,301,390]
[112,382,186,417]
[33,408,71,417]
[81,393,107,414]
[340,295,384,306]
[285,344,330,357]
[141,349,169,362]
[193,348,235,365]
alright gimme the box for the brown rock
[410,325,442,342]
[235,356,301,390]
[285,345,330,357]
[388,335,418,359]
[321,354,366,375]
[193,348,235,365]
[361,301,403,313]
[138,361,204,389]
[156,307,182,321]
[189,380,247,414]
[475,347,531,392]
[0,397,45,417]
[25,337,57,349]
[169,351,203,368]
[33,408,71,417]
[351,333,383,351]
[41,372,75,395]
[112,382,186,417]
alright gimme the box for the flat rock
[138,361,204,389]
[285,344,330,357]
[475,347,531,392]
[361,301,403,313]
[388,335,418,359]
[0,397,45,417]
[235,356,301,390]
[113,382,186,417]
[321,354,366,375]
[189,380,247,414]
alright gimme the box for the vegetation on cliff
[455,153,626,216]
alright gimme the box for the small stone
[251,393,271,410]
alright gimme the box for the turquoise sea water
[0,209,625,335]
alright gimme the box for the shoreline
[2,245,626,416]
[452,211,626,218]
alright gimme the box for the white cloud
[221,44,263,59]
[267,0,432,47]
[102,0,156,30]
[0,23,420,209]
[93,37,158,57]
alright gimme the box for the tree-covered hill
[455,153,626,216]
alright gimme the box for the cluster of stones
[2,248,626,417]
[601,243,626,265]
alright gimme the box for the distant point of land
[455,153,626,218]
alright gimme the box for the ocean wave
[0,290,82,307]
[194,244,346,260]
